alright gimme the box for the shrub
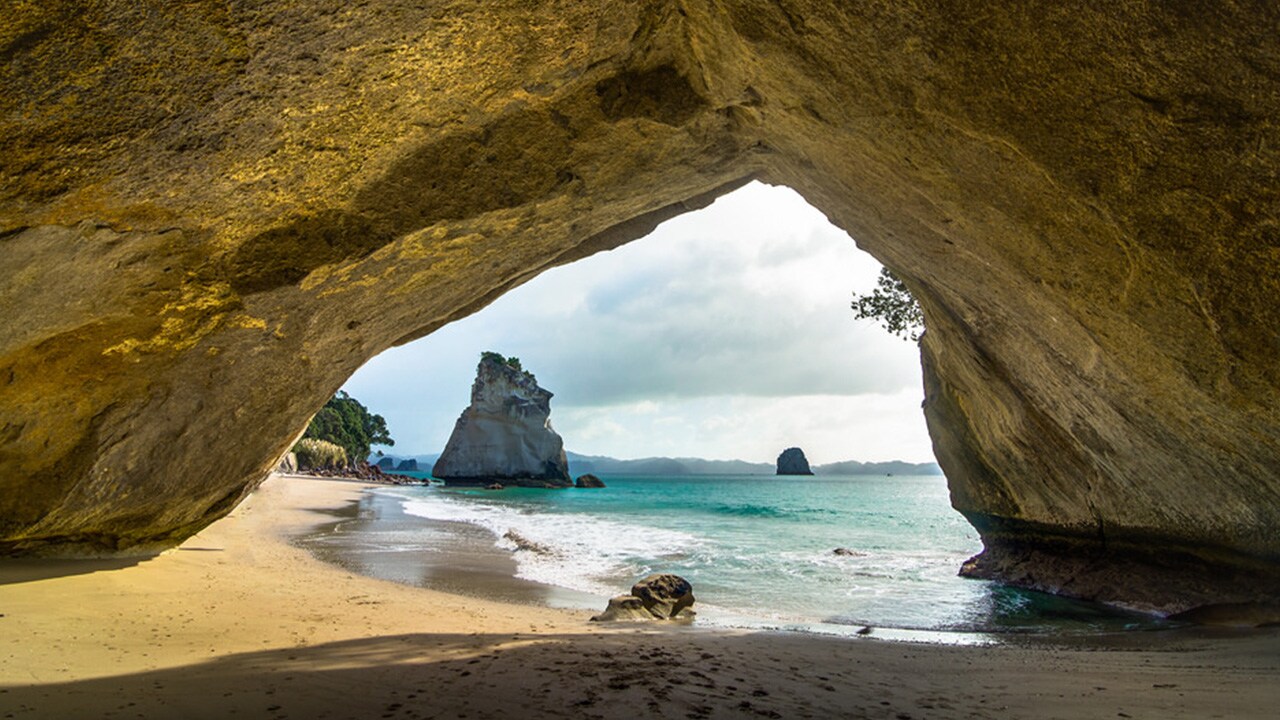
[479,351,533,381]
[293,438,349,470]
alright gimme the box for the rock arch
[2,2,1277,612]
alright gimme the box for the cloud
[552,392,933,465]
[343,182,934,463]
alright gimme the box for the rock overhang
[1,1,1278,612]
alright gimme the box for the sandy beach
[2,475,1277,719]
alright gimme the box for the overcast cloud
[342,182,935,464]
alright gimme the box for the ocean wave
[706,502,841,519]
[399,491,706,597]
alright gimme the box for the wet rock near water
[832,547,866,557]
[299,464,422,486]
[575,474,606,488]
[503,530,555,556]
[591,574,696,622]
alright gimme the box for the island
[431,352,572,488]
[776,447,814,476]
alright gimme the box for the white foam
[399,491,706,597]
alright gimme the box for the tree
[302,391,393,465]
[851,267,924,342]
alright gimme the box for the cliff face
[432,357,570,487]
[776,448,813,476]
[2,1,1278,611]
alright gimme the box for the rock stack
[776,447,814,476]
[432,353,572,487]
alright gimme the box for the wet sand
[1,474,1277,719]
[296,486,601,610]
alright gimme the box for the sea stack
[776,447,814,476]
[432,353,572,488]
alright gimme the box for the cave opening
[342,181,933,473]
[309,181,1153,634]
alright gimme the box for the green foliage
[481,350,523,371]
[302,391,394,465]
[292,438,349,470]
[851,267,925,342]
[479,351,534,381]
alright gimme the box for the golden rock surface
[2,2,1277,610]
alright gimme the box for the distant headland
[375,450,942,478]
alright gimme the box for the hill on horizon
[370,451,942,477]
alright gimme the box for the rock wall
[2,1,1278,611]
[432,356,570,487]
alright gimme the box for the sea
[300,473,1172,640]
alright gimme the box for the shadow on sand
[3,628,1277,720]
[0,556,156,586]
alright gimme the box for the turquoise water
[380,473,1163,635]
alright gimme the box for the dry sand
[1,474,1277,719]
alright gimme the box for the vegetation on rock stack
[480,351,534,381]
[852,268,924,342]
[301,391,393,466]
[293,438,349,470]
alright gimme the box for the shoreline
[1,474,1277,718]
[298,482,1263,648]
[295,483,604,611]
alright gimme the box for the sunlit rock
[591,574,696,622]
[1,1,1278,612]
[432,354,571,488]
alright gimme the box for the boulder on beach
[591,573,695,622]
[432,353,572,488]
[592,595,653,622]
[574,473,605,488]
[776,447,814,475]
[276,452,298,474]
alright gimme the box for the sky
[342,181,934,465]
